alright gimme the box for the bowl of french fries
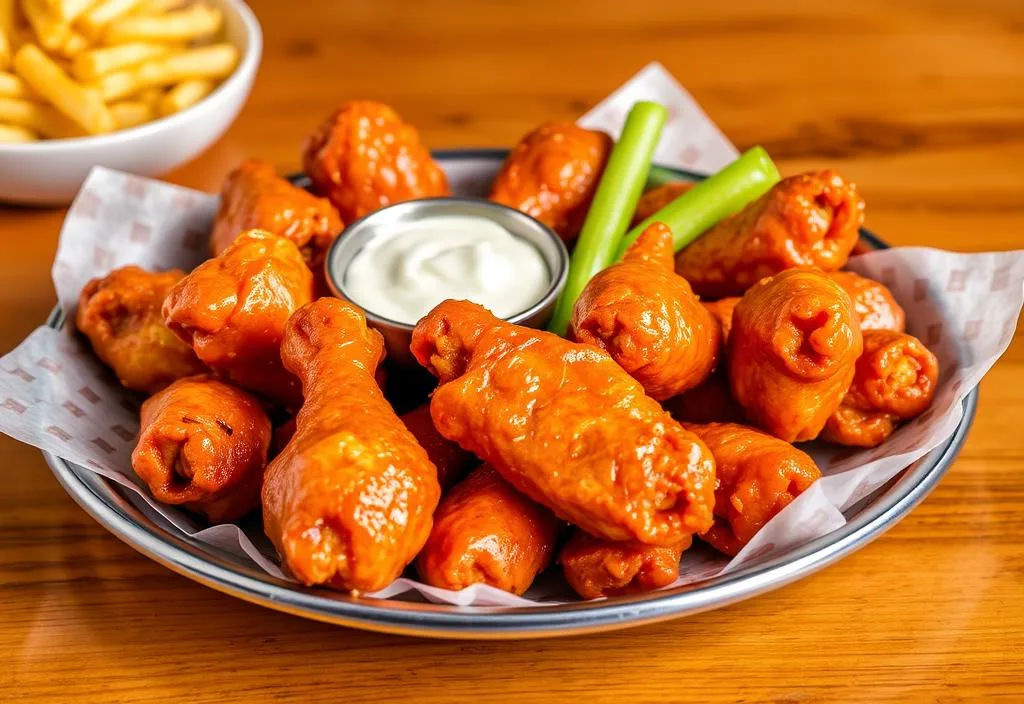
[0,0,261,205]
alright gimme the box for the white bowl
[0,0,262,206]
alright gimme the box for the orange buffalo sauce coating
[676,170,865,298]
[132,375,271,523]
[163,229,314,409]
[685,422,821,556]
[76,266,206,393]
[729,268,862,442]
[416,465,561,595]
[631,181,695,225]
[827,270,906,333]
[400,403,477,491]
[560,531,691,600]
[664,370,745,425]
[821,330,939,447]
[210,159,343,282]
[262,299,440,592]
[302,100,449,223]
[570,222,720,400]
[490,122,612,242]
[702,296,740,343]
[411,300,716,545]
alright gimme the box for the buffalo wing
[560,531,691,600]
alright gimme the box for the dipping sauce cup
[326,198,569,366]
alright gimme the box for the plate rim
[41,148,975,638]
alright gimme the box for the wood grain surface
[2,0,1023,701]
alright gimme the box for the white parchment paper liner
[2,64,1022,606]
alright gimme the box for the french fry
[157,77,209,116]
[0,0,14,31]
[13,43,114,133]
[0,95,82,136]
[56,29,88,57]
[78,0,143,38]
[132,0,184,15]
[0,122,39,141]
[22,0,71,51]
[0,27,10,70]
[96,42,236,101]
[0,69,31,97]
[109,97,150,127]
[104,3,221,44]
[71,40,170,80]
[46,0,96,22]
[135,83,159,104]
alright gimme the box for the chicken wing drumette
[411,300,716,545]
[132,375,271,523]
[676,170,865,298]
[400,403,477,491]
[489,122,612,242]
[76,266,205,393]
[821,330,938,447]
[262,298,441,592]
[163,229,314,408]
[560,531,692,600]
[301,100,449,223]
[827,270,906,333]
[631,181,695,225]
[729,268,862,442]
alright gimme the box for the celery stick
[547,101,667,335]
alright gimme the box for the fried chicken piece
[163,229,314,408]
[489,122,612,241]
[570,222,720,400]
[664,370,745,425]
[821,330,938,447]
[676,170,865,298]
[416,464,560,595]
[729,268,862,442]
[685,422,821,556]
[210,159,343,283]
[400,403,477,490]
[262,298,440,592]
[76,266,206,393]
[827,270,906,333]
[560,531,691,600]
[301,100,449,223]
[702,297,741,343]
[632,181,696,225]
[411,300,716,545]
[131,375,271,522]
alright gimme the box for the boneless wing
[729,268,862,442]
[76,266,206,393]
[570,222,720,400]
[416,464,561,595]
[262,299,440,592]
[685,422,821,556]
[676,170,865,298]
[411,300,716,545]
[821,330,938,447]
[827,270,906,333]
[490,122,612,241]
[131,375,271,523]
[163,229,314,408]
[560,531,691,600]
[302,100,449,223]
[210,158,343,280]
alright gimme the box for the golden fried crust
[821,330,938,447]
[560,531,691,600]
[632,181,695,225]
[131,375,271,523]
[729,268,863,442]
[416,464,560,595]
[411,300,716,545]
[827,270,906,333]
[489,122,612,241]
[664,369,746,425]
[262,299,440,592]
[76,266,206,393]
[163,229,314,408]
[675,170,865,298]
[210,158,343,281]
[685,422,821,556]
[702,297,740,343]
[400,404,477,491]
[301,100,449,223]
[570,223,720,400]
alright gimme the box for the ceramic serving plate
[42,150,977,639]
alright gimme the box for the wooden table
[2,1,1023,701]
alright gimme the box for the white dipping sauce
[344,215,550,325]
